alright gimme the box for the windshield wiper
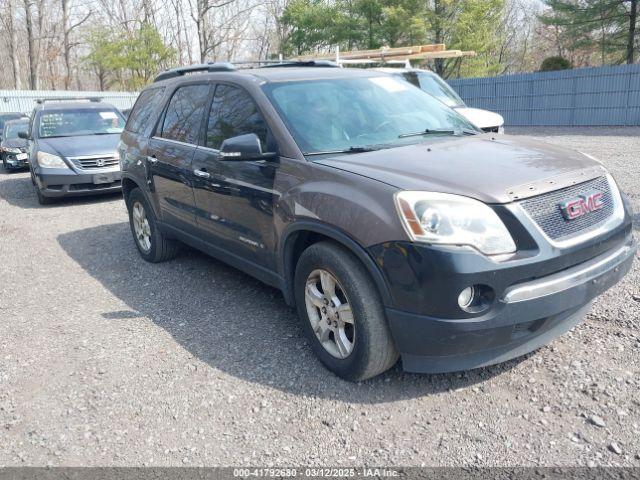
[304,146,380,156]
[398,128,478,138]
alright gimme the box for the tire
[294,241,399,381]
[126,187,179,262]
[2,156,8,171]
[35,185,54,205]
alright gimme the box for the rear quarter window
[125,88,165,135]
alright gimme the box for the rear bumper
[384,237,636,373]
[34,167,122,197]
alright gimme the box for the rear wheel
[294,241,398,381]
[127,187,179,262]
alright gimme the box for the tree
[426,0,505,78]
[540,55,572,70]
[84,23,176,90]
[24,0,38,89]
[539,0,638,65]
[61,0,92,89]
[0,0,22,88]
[281,0,506,78]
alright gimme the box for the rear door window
[160,84,210,144]
[126,88,164,134]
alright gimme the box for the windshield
[0,115,25,134]
[37,109,125,138]
[4,122,28,139]
[400,72,465,108]
[263,76,478,154]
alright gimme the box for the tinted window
[161,84,209,144]
[206,85,267,150]
[126,88,164,134]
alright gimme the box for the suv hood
[315,135,604,204]
[453,107,504,129]
[38,134,120,158]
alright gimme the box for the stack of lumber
[295,44,476,62]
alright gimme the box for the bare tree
[23,0,39,89]
[61,0,91,89]
[0,0,22,88]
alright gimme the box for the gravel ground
[0,127,638,467]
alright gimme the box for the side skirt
[158,221,286,293]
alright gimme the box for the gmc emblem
[558,191,604,220]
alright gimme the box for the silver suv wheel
[304,269,355,358]
[132,201,152,252]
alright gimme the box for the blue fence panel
[0,90,139,114]
[449,64,640,126]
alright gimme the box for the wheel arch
[279,221,393,308]
[121,175,159,217]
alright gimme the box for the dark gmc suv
[119,62,636,381]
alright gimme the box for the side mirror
[18,131,29,140]
[220,133,276,161]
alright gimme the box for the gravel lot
[0,127,638,467]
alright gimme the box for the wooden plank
[296,44,449,61]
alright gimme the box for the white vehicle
[374,67,505,133]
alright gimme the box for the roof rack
[36,97,102,104]
[154,62,236,82]
[231,60,339,69]
[259,60,339,69]
[154,59,340,82]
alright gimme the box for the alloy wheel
[304,269,355,359]
[132,201,152,252]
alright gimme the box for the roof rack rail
[256,60,339,69]
[36,97,102,104]
[230,60,339,69]
[154,62,236,82]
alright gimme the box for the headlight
[394,191,517,255]
[37,151,67,168]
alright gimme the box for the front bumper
[3,152,29,169]
[34,166,122,197]
[384,238,635,373]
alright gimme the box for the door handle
[193,168,211,179]
[147,156,158,164]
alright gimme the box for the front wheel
[126,187,179,262]
[294,241,399,381]
[34,184,54,205]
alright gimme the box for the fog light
[458,287,474,308]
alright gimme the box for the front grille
[519,176,614,241]
[70,156,119,170]
[482,126,500,133]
